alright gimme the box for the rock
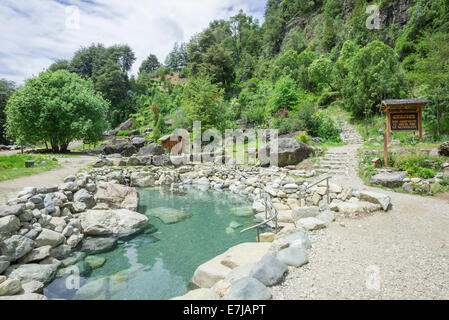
[73,278,108,300]
[0,293,47,300]
[334,200,382,215]
[227,277,272,300]
[439,141,449,157]
[277,247,308,267]
[50,244,72,259]
[127,157,141,166]
[0,279,22,296]
[61,252,86,267]
[291,206,320,220]
[74,261,92,277]
[0,205,24,217]
[80,237,118,255]
[95,183,139,211]
[98,139,137,157]
[403,182,414,193]
[284,232,312,250]
[147,207,192,224]
[35,229,65,248]
[249,254,288,286]
[18,245,52,264]
[117,119,134,131]
[0,256,10,274]
[80,209,148,237]
[43,194,55,214]
[0,235,35,262]
[221,243,272,269]
[358,191,392,211]
[224,264,255,283]
[21,280,44,294]
[130,172,155,188]
[5,263,58,284]
[259,232,276,243]
[0,215,21,234]
[371,158,382,168]
[131,137,146,148]
[252,200,265,213]
[260,138,313,167]
[369,171,409,188]
[137,143,164,157]
[152,155,171,167]
[84,256,106,269]
[73,189,95,209]
[173,288,220,300]
[296,217,327,231]
[229,206,253,217]
[93,158,112,168]
[192,255,232,288]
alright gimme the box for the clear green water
[45,187,257,300]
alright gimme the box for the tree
[165,43,188,71]
[0,79,15,144]
[139,54,161,74]
[152,116,167,142]
[5,70,109,152]
[182,76,232,131]
[48,60,71,72]
[308,57,333,91]
[342,41,404,119]
[270,75,299,113]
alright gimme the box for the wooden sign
[390,112,419,131]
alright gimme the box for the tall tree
[0,79,16,144]
[5,70,109,152]
[165,43,188,71]
[139,54,161,74]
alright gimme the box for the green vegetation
[0,79,16,144]
[1,1,448,151]
[5,70,109,153]
[0,154,59,182]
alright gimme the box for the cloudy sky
[0,0,266,84]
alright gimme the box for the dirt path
[0,155,97,204]
[272,143,449,300]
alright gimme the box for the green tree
[342,41,404,119]
[308,57,333,91]
[140,54,161,74]
[0,79,16,144]
[165,43,188,72]
[5,70,109,152]
[48,60,71,72]
[270,75,299,113]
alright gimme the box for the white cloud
[0,0,265,84]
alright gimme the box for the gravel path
[272,144,449,300]
[0,155,97,204]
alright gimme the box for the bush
[116,130,133,137]
[392,151,443,178]
[294,133,310,144]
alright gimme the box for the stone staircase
[339,121,363,144]
[315,151,351,175]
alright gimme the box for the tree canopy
[5,70,109,152]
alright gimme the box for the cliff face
[283,0,415,43]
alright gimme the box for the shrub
[294,133,310,144]
[392,151,442,178]
[116,130,133,137]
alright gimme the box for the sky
[0,0,266,85]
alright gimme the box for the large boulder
[152,155,172,167]
[5,263,58,284]
[1,235,35,262]
[227,277,272,300]
[130,172,155,188]
[358,191,391,211]
[116,119,134,131]
[0,279,22,296]
[80,209,148,238]
[95,139,137,157]
[137,143,164,157]
[249,254,288,286]
[260,138,313,167]
[277,247,308,267]
[95,182,139,211]
[439,141,449,156]
[131,137,146,148]
[369,171,408,188]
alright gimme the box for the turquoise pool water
[45,186,258,300]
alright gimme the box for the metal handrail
[302,176,332,204]
[241,182,279,242]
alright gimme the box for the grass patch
[0,154,59,182]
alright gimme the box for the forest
[1,0,448,147]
